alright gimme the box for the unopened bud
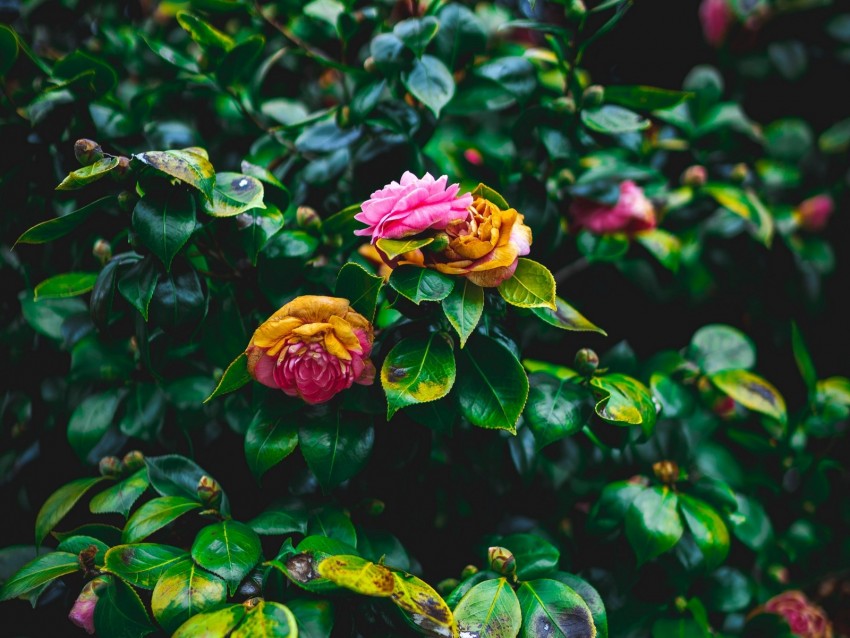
[118,190,138,213]
[337,105,351,128]
[69,576,109,634]
[582,85,605,108]
[364,56,377,73]
[557,168,576,186]
[110,156,131,181]
[552,96,576,114]
[681,165,707,187]
[78,545,99,575]
[730,163,749,183]
[296,206,321,230]
[425,234,450,253]
[98,456,123,478]
[652,460,680,486]
[437,578,459,594]
[574,348,599,377]
[487,546,516,578]
[197,475,222,510]
[92,239,111,266]
[364,498,385,516]
[237,570,264,597]
[122,450,145,473]
[74,139,103,166]
[460,564,478,580]
[567,0,587,19]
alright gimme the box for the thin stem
[554,257,589,284]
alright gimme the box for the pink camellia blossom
[757,590,834,638]
[797,195,834,232]
[246,296,375,405]
[570,180,657,235]
[700,0,735,47]
[69,577,109,634]
[355,171,473,242]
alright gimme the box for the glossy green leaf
[381,333,456,418]
[497,534,559,580]
[176,11,234,50]
[56,157,119,190]
[587,481,645,535]
[0,25,19,76]
[247,509,306,536]
[389,265,455,304]
[15,196,114,245]
[299,409,374,491]
[240,204,285,265]
[433,4,487,68]
[531,296,606,335]
[0,552,78,601]
[118,383,165,440]
[689,324,756,374]
[117,257,159,321]
[141,36,200,73]
[710,369,787,424]
[316,554,395,596]
[679,494,730,571]
[729,494,773,551]
[307,508,357,548]
[144,455,229,516]
[93,575,155,638]
[819,117,850,154]
[35,477,105,546]
[244,410,299,482]
[205,352,251,402]
[151,558,227,634]
[90,469,149,518]
[67,390,123,462]
[576,231,629,262]
[217,35,265,87]
[442,279,484,348]
[457,335,528,434]
[287,598,335,638]
[605,85,690,110]
[104,544,187,589]
[134,149,215,201]
[132,188,197,270]
[53,50,117,95]
[525,374,594,448]
[335,262,383,321]
[791,322,817,397]
[173,605,246,638]
[498,259,556,310]
[376,237,435,260]
[191,520,262,595]
[517,579,595,638]
[453,578,521,638]
[703,184,774,246]
[582,105,650,134]
[123,496,202,543]
[19,294,86,339]
[402,55,455,117]
[550,572,608,638]
[634,229,681,272]
[625,486,683,564]
[56,535,109,564]
[203,172,266,218]
[34,272,98,300]
[394,17,439,56]
[590,373,657,436]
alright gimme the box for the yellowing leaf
[316,555,395,597]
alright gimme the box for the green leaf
[650,374,693,419]
[205,352,251,402]
[316,554,395,596]
[151,558,227,634]
[34,272,98,300]
[307,508,357,547]
[517,579,595,638]
[525,374,594,448]
[132,188,197,270]
[56,157,119,190]
[173,605,246,638]
[141,36,200,73]
[15,196,114,245]
[390,571,458,637]
[19,294,86,340]
[56,535,109,563]
[134,149,215,201]
[191,520,262,595]
[335,262,383,321]
[590,373,657,436]
[299,409,374,491]
[581,105,650,134]
[651,618,707,638]
[703,184,774,247]
[203,172,266,217]
[244,411,299,482]
[497,533,559,580]
[144,455,230,516]
[35,477,105,546]
[117,257,159,321]
[381,333,456,418]
[394,17,439,56]
[240,204,285,266]
[67,390,123,462]
[453,578,521,638]
[53,50,117,95]
[104,544,187,589]
[457,335,528,434]
[709,369,787,424]
[605,85,690,110]
[433,4,487,68]
[819,118,850,154]
[531,296,606,335]
[118,383,165,441]
[90,470,150,518]
[634,229,681,272]
[286,598,334,638]
[176,11,234,51]
[122,496,202,543]
[247,509,307,537]
[0,552,78,601]
[217,35,265,87]
[587,481,645,535]
[678,494,730,571]
[471,183,511,210]
[689,324,756,374]
[233,601,298,638]
[389,265,455,304]
[729,494,773,551]
[497,258,556,310]
[625,486,683,565]
[0,25,19,76]
[550,572,608,638]
[93,575,155,638]
[442,279,484,348]
[476,56,537,101]
[791,323,817,398]
[376,237,435,260]
[402,55,455,117]
[576,231,629,262]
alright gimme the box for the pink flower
[797,195,834,232]
[570,181,656,235]
[246,296,375,405]
[355,172,473,242]
[69,577,108,634]
[700,0,735,47]
[759,591,833,638]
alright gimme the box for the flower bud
[652,460,680,486]
[557,168,576,186]
[74,139,104,167]
[424,234,450,253]
[99,456,123,478]
[118,190,138,213]
[463,148,483,166]
[552,96,576,114]
[488,546,517,578]
[197,475,223,510]
[730,162,750,183]
[797,194,834,232]
[681,165,707,187]
[364,498,385,516]
[582,85,605,108]
[566,0,587,19]
[69,576,109,634]
[574,348,599,377]
[237,570,264,598]
[78,544,99,575]
[92,239,112,265]
[243,597,262,609]
[460,564,479,579]
[363,56,377,73]
[110,156,131,181]
[122,450,145,473]
[437,578,459,594]
[296,206,321,230]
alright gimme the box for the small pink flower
[759,590,833,638]
[700,0,735,47]
[464,149,484,166]
[570,181,656,235]
[69,577,108,634]
[355,172,473,242]
[797,195,834,232]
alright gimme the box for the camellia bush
[1,0,848,637]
